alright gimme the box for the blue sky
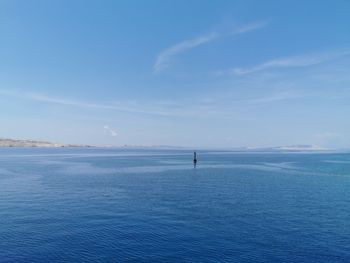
[1,0,350,148]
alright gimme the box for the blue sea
[0,148,349,262]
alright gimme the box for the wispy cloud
[218,49,350,76]
[103,125,118,137]
[0,89,113,109]
[0,89,177,116]
[314,132,340,140]
[242,90,301,104]
[154,21,267,72]
[0,88,301,120]
[312,132,342,147]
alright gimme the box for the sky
[1,0,350,148]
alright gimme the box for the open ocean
[0,148,349,262]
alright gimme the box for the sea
[0,148,349,262]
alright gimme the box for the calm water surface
[0,148,350,262]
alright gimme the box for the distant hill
[0,138,89,148]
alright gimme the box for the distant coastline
[0,138,333,152]
[0,138,91,148]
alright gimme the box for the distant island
[244,145,328,152]
[0,138,90,148]
[269,145,328,151]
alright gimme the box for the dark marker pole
[193,151,197,168]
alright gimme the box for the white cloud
[220,49,350,76]
[153,21,267,72]
[104,125,118,137]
